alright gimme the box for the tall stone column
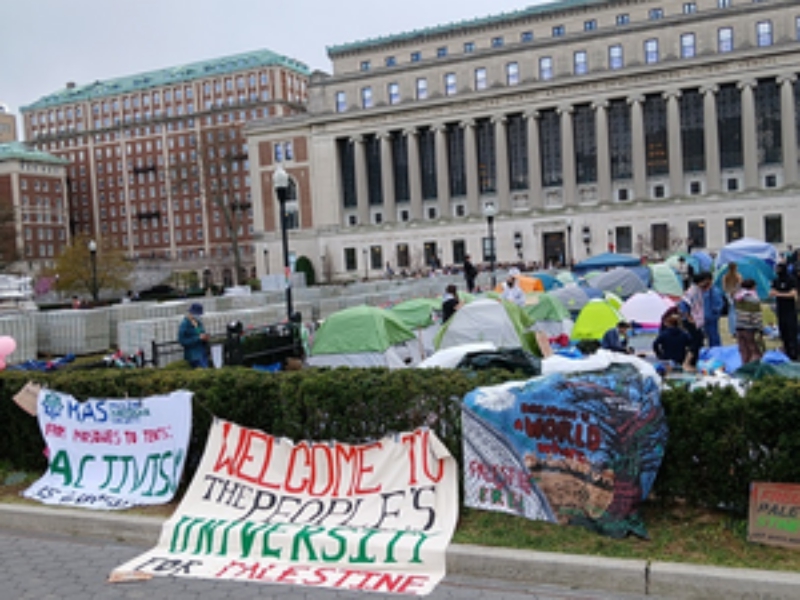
[492,114,511,212]
[664,89,684,198]
[434,123,450,218]
[628,95,647,200]
[379,131,396,223]
[779,74,798,186]
[352,135,370,225]
[702,84,721,193]
[739,79,758,190]
[558,105,576,207]
[404,127,423,220]
[525,110,543,210]
[592,99,612,203]
[461,119,480,215]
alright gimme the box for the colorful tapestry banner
[111,420,458,596]
[23,389,192,510]
[463,362,667,538]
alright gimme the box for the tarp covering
[573,252,640,273]
[390,297,441,329]
[462,359,667,538]
[456,348,541,376]
[715,237,779,268]
[588,268,648,298]
[571,300,623,341]
[418,342,497,369]
[621,291,674,327]
[435,298,536,354]
[311,305,416,355]
[649,263,683,297]
[736,360,800,380]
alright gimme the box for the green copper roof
[328,0,606,56]
[0,142,68,165]
[22,48,310,111]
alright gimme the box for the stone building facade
[248,0,800,281]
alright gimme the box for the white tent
[435,299,524,351]
[620,291,675,327]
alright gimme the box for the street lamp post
[363,248,368,281]
[565,218,573,269]
[88,239,98,302]
[272,166,294,320]
[482,201,498,289]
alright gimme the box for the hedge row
[1,368,799,514]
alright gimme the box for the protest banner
[748,482,800,549]
[111,420,458,596]
[463,362,667,538]
[23,389,192,510]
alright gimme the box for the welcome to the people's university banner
[463,362,667,538]
[111,420,458,596]
[23,389,192,510]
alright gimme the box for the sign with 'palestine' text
[23,389,192,510]
[111,420,458,596]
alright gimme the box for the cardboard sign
[13,381,41,416]
[748,482,800,549]
[111,421,458,595]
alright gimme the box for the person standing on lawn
[734,279,764,365]
[678,273,710,368]
[721,262,742,338]
[463,255,478,293]
[702,273,725,348]
[770,262,798,361]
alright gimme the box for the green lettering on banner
[289,525,324,562]
[349,529,379,564]
[73,455,95,489]
[321,527,348,562]
[169,516,203,553]
[193,519,227,555]
[49,450,73,486]
[259,523,285,559]
[99,455,120,490]
[410,531,433,564]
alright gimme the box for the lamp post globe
[482,201,498,289]
[272,166,294,320]
[88,239,98,302]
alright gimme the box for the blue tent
[691,250,713,272]
[713,256,775,300]
[715,238,778,268]
[573,252,640,273]
[531,272,564,291]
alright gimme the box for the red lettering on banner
[402,430,445,486]
[45,423,66,438]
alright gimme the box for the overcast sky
[1,0,554,126]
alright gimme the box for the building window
[618,189,630,201]
[797,16,800,41]
[474,67,487,91]
[718,27,733,53]
[765,174,777,188]
[764,214,783,243]
[539,109,562,186]
[506,62,519,86]
[388,82,400,105]
[651,223,670,253]
[437,46,448,58]
[616,13,630,26]
[654,185,665,198]
[718,0,731,7]
[410,51,421,63]
[718,83,743,169]
[689,180,702,194]
[476,118,496,193]
[645,39,659,64]
[444,73,457,96]
[574,51,588,75]
[491,36,504,48]
[344,248,357,271]
[335,91,346,113]
[427,207,437,220]
[397,243,410,267]
[683,2,697,13]
[609,99,632,180]
[681,33,696,58]
[385,56,397,67]
[727,178,739,191]
[649,8,664,20]
[360,60,371,72]
[370,246,383,269]
[337,138,356,208]
[725,217,744,242]
[392,131,410,202]
[755,79,782,166]
[609,45,624,70]
[416,78,428,100]
[681,89,706,173]
[757,21,773,47]
[447,123,466,197]
[418,127,437,200]
[507,113,528,190]
[688,220,706,248]
[552,25,565,37]
[539,56,553,80]
[361,87,373,109]
[584,19,597,31]
[616,226,633,253]
[574,104,597,184]
[464,41,475,53]
[521,31,533,42]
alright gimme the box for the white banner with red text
[23,389,192,510]
[111,419,458,595]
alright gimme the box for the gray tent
[588,268,648,299]
[548,284,591,314]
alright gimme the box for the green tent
[571,299,624,341]
[604,292,624,310]
[524,293,570,323]
[311,305,416,355]
[390,297,441,329]
[555,271,576,285]
[650,262,683,297]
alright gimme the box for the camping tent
[713,257,775,300]
[715,237,779,268]
[620,291,674,328]
[389,297,442,358]
[530,272,563,291]
[309,305,420,369]
[649,263,683,297]
[571,299,624,340]
[523,293,573,338]
[494,274,544,293]
[549,284,592,314]
[434,298,537,353]
[573,252,640,273]
[588,267,648,298]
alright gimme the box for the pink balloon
[0,336,15,357]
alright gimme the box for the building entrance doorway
[542,232,566,268]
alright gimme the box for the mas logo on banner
[463,363,667,538]
[23,389,192,510]
[111,421,458,596]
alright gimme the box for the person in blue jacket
[653,313,693,370]
[701,273,725,347]
[601,320,633,354]
[178,303,210,368]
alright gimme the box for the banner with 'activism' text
[23,389,192,510]
[111,420,458,596]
